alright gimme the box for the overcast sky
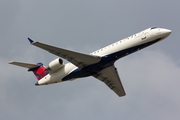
[1,0,180,120]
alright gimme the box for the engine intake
[46,58,64,72]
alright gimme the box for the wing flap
[93,66,126,97]
[28,38,101,69]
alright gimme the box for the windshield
[150,27,157,30]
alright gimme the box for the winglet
[28,38,34,44]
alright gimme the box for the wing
[28,38,101,69]
[93,66,126,97]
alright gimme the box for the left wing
[28,38,101,69]
[93,66,126,97]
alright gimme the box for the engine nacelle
[46,58,64,72]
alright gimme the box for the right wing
[28,38,101,69]
[93,65,126,97]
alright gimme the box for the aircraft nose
[161,28,172,37]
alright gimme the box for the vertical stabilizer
[28,63,49,80]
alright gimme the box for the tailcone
[35,82,39,86]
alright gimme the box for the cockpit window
[150,27,157,30]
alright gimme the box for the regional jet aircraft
[9,27,171,97]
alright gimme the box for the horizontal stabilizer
[9,61,40,69]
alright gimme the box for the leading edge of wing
[27,38,101,69]
[93,66,126,97]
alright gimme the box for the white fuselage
[37,27,171,85]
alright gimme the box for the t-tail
[9,62,49,81]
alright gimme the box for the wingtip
[28,38,34,44]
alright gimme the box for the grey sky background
[1,0,180,120]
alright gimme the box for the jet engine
[46,58,64,72]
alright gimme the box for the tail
[28,63,49,80]
[9,62,49,80]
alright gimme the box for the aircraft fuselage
[37,27,171,85]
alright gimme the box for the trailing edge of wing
[28,38,101,69]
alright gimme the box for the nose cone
[164,29,172,35]
[162,28,172,38]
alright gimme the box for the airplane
[9,27,171,97]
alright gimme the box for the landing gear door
[141,32,146,40]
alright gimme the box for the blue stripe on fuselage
[62,38,161,81]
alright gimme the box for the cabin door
[141,32,146,40]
